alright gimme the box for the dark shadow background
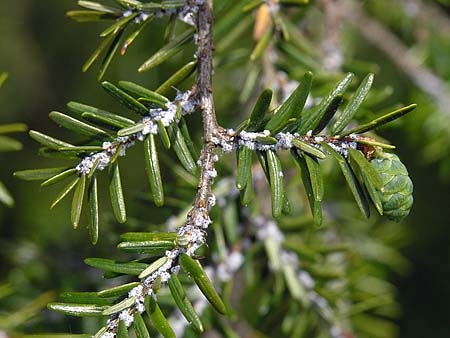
[0,1,449,337]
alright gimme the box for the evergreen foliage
[5,1,444,338]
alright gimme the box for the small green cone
[371,152,413,222]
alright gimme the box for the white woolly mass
[128,285,145,313]
[185,228,207,255]
[171,265,181,274]
[177,90,197,113]
[149,102,179,127]
[277,132,295,148]
[136,301,145,314]
[178,4,199,26]
[313,136,324,145]
[128,285,143,298]
[142,250,181,287]
[207,194,216,208]
[75,91,196,176]
[194,213,212,229]
[206,168,217,179]
[122,10,132,17]
[118,310,134,327]
[107,318,117,330]
[76,138,135,175]
[159,271,172,283]
[179,11,195,26]
[134,12,150,24]
[166,249,179,259]
[177,225,204,244]
[212,129,358,159]
[100,332,115,338]
[241,130,296,151]
[326,139,357,157]
[221,142,234,153]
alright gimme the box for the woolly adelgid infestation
[10,1,418,337]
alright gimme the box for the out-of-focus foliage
[0,72,27,208]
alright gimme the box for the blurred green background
[0,0,449,337]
